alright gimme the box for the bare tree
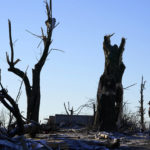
[6,0,56,123]
[64,99,96,116]
[121,101,140,132]
[138,76,146,131]
[94,34,126,131]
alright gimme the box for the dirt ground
[35,129,150,150]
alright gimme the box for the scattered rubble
[0,126,150,150]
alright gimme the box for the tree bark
[94,34,126,131]
[27,69,41,122]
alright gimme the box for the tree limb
[0,84,24,136]
[123,83,137,90]
[35,0,55,72]
[64,102,69,115]
[8,67,31,96]
[8,20,14,64]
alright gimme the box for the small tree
[6,0,57,123]
[120,101,140,132]
[138,76,146,131]
[64,99,96,116]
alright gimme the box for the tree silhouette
[6,0,56,123]
[94,34,126,131]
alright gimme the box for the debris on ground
[0,125,150,150]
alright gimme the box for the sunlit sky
[0,0,150,122]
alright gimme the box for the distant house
[48,114,94,128]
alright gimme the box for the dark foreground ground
[34,129,150,150]
[1,128,150,149]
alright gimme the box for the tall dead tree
[94,34,126,131]
[6,0,56,123]
[138,76,146,131]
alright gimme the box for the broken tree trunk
[139,76,146,131]
[94,34,126,131]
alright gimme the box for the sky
[0,0,150,122]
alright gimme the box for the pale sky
[0,0,150,122]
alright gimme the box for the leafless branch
[26,29,43,39]
[8,20,14,64]
[0,82,24,136]
[64,103,69,115]
[123,83,137,90]
[16,66,29,103]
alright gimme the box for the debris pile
[0,135,52,150]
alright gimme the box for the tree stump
[94,34,126,131]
